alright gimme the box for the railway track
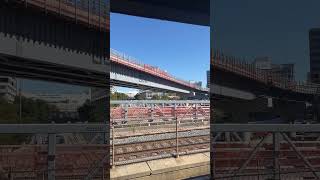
[113,126,210,139]
[111,135,210,165]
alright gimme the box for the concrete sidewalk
[110,152,210,180]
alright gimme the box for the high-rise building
[253,58,295,82]
[207,70,210,88]
[310,28,320,83]
[253,57,272,70]
[0,76,17,102]
[278,64,294,82]
[189,81,202,88]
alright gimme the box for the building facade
[310,28,320,83]
[189,81,202,88]
[207,70,210,88]
[253,58,295,82]
[0,76,17,102]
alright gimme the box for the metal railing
[11,0,109,31]
[110,100,210,167]
[211,124,320,179]
[0,124,108,180]
[111,100,210,124]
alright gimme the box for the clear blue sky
[111,13,210,90]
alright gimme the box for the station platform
[110,152,210,180]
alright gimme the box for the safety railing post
[102,166,105,180]
[151,103,154,120]
[273,132,280,180]
[112,118,115,168]
[194,103,198,120]
[175,103,179,158]
[124,104,128,122]
[47,133,56,180]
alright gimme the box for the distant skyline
[111,13,210,92]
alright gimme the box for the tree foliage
[111,92,129,100]
[0,96,58,124]
[0,95,58,144]
[78,99,107,123]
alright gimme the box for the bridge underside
[111,63,202,94]
[212,65,314,102]
[212,96,306,124]
[111,0,209,26]
[211,66,311,123]
[110,73,189,94]
[0,1,109,88]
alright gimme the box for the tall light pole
[19,78,22,124]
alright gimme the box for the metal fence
[111,100,210,125]
[0,124,108,180]
[211,124,320,180]
[110,100,210,166]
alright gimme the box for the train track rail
[113,126,210,139]
[111,135,210,165]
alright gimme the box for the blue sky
[111,13,210,92]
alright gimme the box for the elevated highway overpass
[0,0,109,87]
[110,49,208,95]
[210,51,320,124]
[211,51,320,102]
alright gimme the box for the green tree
[134,93,144,100]
[0,96,58,144]
[111,92,129,100]
[0,96,18,123]
[78,99,107,123]
[151,95,161,100]
[161,95,170,100]
[14,96,59,123]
